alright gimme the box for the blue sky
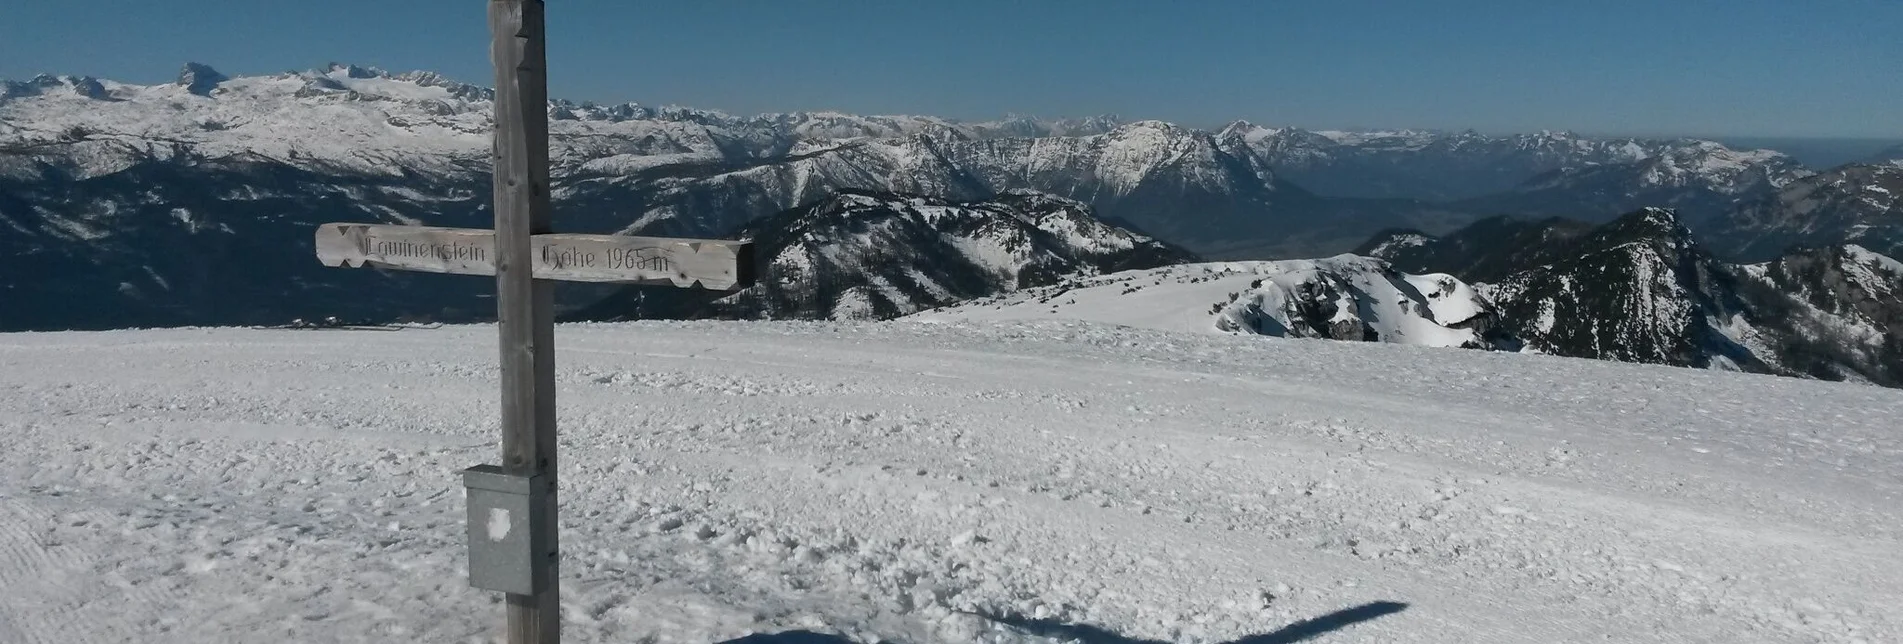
[4,0,1899,138]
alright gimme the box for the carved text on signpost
[538,244,672,273]
[316,223,752,290]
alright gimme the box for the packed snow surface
[1,321,1900,643]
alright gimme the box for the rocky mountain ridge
[1366,208,1903,386]
[567,190,1196,322]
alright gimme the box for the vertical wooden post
[490,1,558,643]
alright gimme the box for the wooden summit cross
[312,2,752,642]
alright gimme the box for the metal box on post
[461,464,553,595]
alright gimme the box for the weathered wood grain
[532,233,754,289]
[491,0,559,642]
[315,223,754,290]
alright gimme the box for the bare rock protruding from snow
[569,189,1196,322]
[1469,208,1903,385]
[1356,207,1903,386]
[176,63,229,96]
[1477,208,1754,368]
[915,256,1506,349]
[1733,244,1903,385]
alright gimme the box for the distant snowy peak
[1845,243,1903,279]
[176,63,228,96]
[1311,128,1445,148]
[0,73,112,102]
[1620,141,1807,192]
[1755,244,1903,311]
[743,188,1190,281]
[916,256,1505,349]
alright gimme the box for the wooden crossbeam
[315,223,755,290]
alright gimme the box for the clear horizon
[4,0,1900,140]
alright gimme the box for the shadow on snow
[717,601,1408,644]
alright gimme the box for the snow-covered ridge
[915,256,1502,349]
[5,62,1802,191]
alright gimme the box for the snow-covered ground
[1,320,1899,643]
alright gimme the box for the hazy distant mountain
[1698,163,1903,262]
[1449,141,1811,225]
[1215,123,1803,203]
[1859,143,1903,166]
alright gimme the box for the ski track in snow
[0,320,1899,643]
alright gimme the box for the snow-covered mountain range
[2,63,1817,258]
[5,62,1895,374]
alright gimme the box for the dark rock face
[1741,245,1903,385]
[1479,209,1754,368]
[177,63,228,96]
